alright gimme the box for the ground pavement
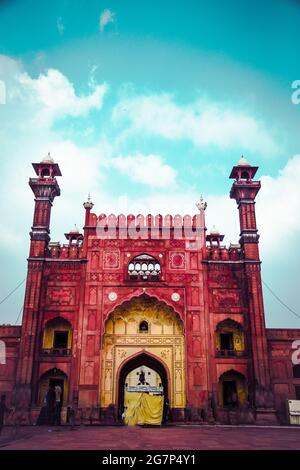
[0,425,299,450]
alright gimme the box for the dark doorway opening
[220,333,233,351]
[295,385,300,400]
[139,321,149,333]
[293,364,300,379]
[53,331,68,349]
[118,353,168,423]
[223,380,238,407]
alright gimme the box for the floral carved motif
[170,252,185,269]
[103,250,120,269]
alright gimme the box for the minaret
[229,156,260,259]
[229,157,276,422]
[29,153,61,257]
[15,154,61,406]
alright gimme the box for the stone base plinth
[255,408,278,425]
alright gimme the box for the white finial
[41,151,55,164]
[210,225,219,235]
[70,224,79,233]
[196,195,207,211]
[237,155,250,166]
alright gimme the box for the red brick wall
[0,326,21,404]
[267,328,300,422]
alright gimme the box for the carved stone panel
[212,289,240,308]
[169,252,185,270]
[103,250,120,269]
[46,287,75,306]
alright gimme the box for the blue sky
[0,0,299,327]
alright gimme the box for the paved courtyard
[0,425,300,450]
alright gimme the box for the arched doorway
[38,368,68,406]
[218,370,248,408]
[117,352,169,423]
[100,294,186,419]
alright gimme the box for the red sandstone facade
[0,156,299,425]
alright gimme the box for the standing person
[46,385,56,425]
[54,384,62,425]
[0,395,11,436]
[163,398,170,423]
[185,401,192,423]
[69,404,76,430]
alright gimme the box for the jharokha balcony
[127,254,161,282]
[216,349,246,358]
[41,347,71,357]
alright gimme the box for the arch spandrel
[102,289,185,329]
[104,295,184,337]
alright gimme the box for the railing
[216,349,245,358]
[41,348,71,356]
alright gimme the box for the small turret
[64,224,83,245]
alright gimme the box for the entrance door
[118,353,168,424]
[223,380,238,407]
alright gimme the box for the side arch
[218,369,248,407]
[38,367,68,406]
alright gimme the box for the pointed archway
[117,351,169,422]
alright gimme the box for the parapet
[0,325,22,338]
[204,243,243,261]
[47,242,84,260]
[85,213,205,240]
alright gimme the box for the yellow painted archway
[100,294,186,414]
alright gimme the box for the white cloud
[99,9,115,32]
[113,94,281,157]
[110,153,176,187]
[257,155,300,255]
[0,56,111,255]
[18,68,108,124]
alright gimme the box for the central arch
[100,294,186,420]
[117,351,169,422]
